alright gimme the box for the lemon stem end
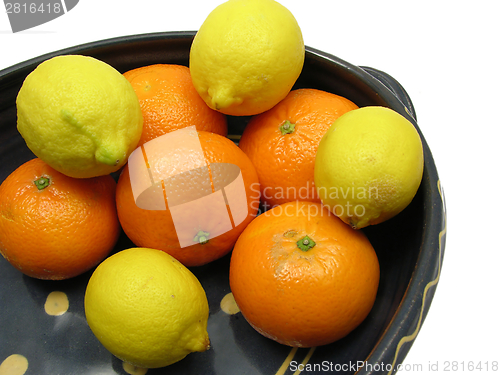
[95,147,121,166]
[60,109,121,167]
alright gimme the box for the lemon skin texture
[84,248,210,369]
[314,106,424,229]
[16,55,143,178]
[189,0,305,116]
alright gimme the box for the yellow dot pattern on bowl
[220,292,240,315]
[0,354,28,375]
[2,285,317,375]
[44,291,69,316]
[123,362,148,375]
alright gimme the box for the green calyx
[194,230,210,245]
[34,176,51,190]
[279,120,296,135]
[296,235,316,251]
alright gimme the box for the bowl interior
[0,32,445,375]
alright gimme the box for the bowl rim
[306,45,446,373]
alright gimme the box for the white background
[1,1,498,374]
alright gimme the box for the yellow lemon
[16,55,143,178]
[314,106,424,229]
[84,247,210,369]
[189,0,305,116]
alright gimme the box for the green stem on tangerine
[194,230,210,245]
[34,176,50,190]
[280,120,296,135]
[296,235,316,251]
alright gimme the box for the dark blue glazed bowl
[0,31,446,375]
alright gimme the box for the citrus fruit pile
[0,0,425,370]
